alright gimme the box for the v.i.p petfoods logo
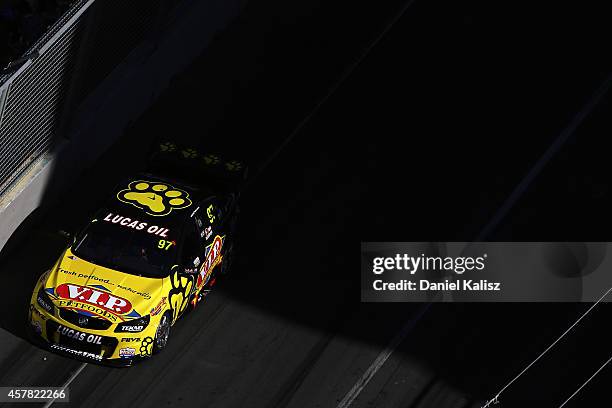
[54,283,142,322]
[117,180,192,216]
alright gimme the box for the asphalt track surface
[2,1,612,407]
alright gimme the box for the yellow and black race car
[28,146,245,366]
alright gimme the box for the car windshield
[72,219,179,278]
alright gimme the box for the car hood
[44,247,164,322]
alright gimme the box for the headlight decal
[37,289,54,313]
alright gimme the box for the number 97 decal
[158,239,175,250]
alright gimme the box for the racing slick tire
[153,312,171,354]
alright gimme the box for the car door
[166,219,200,322]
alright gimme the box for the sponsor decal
[56,284,132,314]
[150,297,167,316]
[206,204,215,224]
[103,213,170,238]
[159,141,176,152]
[203,154,220,166]
[119,347,135,358]
[58,268,110,284]
[119,325,143,332]
[58,300,119,322]
[225,160,243,171]
[117,180,192,216]
[37,292,54,313]
[121,337,141,342]
[193,257,200,267]
[78,315,89,326]
[181,148,198,159]
[204,226,212,240]
[50,344,102,361]
[56,324,103,344]
[196,235,224,289]
[115,283,151,300]
[169,269,194,323]
[56,269,152,300]
[30,304,48,320]
[140,337,154,357]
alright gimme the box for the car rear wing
[147,141,248,192]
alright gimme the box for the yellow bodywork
[28,247,194,363]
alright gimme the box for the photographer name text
[373,279,500,291]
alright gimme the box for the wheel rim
[156,315,170,349]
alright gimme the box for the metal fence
[0,0,179,196]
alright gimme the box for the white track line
[43,362,87,408]
[341,71,612,408]
[476,70,612,241]
[247,0,418,187]
[558,354,612,408]
[336,304,431,408]
[481,285,612,407]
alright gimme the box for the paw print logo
[117,180,192,216]
[140,337,154,357]
[225,160,243,172]
[159,142,176,152]
[181,148,199,159]
[202,154,220,166]
[169,271,193,323]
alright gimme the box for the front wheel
[153,313,171,353]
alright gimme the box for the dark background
[2,0,612,407]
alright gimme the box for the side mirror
[57,230,74,245]
[57,230,72,240]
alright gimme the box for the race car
[28,145,245,366]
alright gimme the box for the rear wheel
[153,313,171,353]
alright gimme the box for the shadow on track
[0,209,68,340]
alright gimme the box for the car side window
[181,222,200,272]
[193,210,205,236]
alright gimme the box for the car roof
[100,173,215,229]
